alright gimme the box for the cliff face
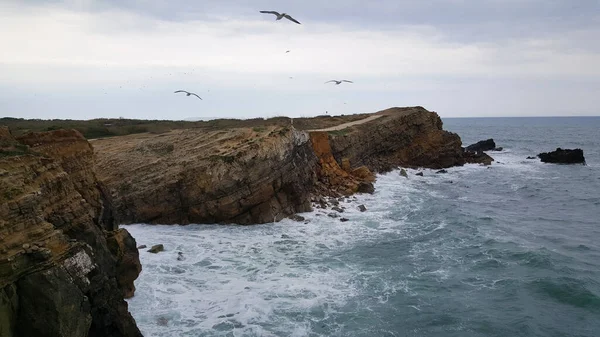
[327,107,466,172]
[94,126,318,225]
[0,127,141,337]
[92,107,473,225]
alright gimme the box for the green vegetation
[252,127,266,133]
[0,144,36,158]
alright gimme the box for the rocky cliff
[93,106,477,225]
[93,126,318,225]
[0,127,142,337]
[326,107,466,172]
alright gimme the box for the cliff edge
[93,106,471,225]
[0,127,142,337]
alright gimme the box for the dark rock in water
[327,213,340,218]
[400,168,408,178]
[436,169,448,174]
[340,218,350,222]
[332,206,344,213]
[288,214,305,222]
[416,172,424,176]
[463,150,494,165]
[177,252,185,261]
[137,245,147,249]
[148,244,164,254]
[493,147,503,151]
[466,139,496,152]
[537,148,585,164]
[526,156,536,160]
[357,182,375,194]
[358,204,367,212]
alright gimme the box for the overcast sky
[1,0,599,120]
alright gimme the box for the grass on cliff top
[1,114,372,140]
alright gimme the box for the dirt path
[308,115,383,132]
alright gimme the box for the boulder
[358,204,367,212]
[537,148,585,164]
[351,166,376,182]
[463,150,494,165]
[466,139,496,152]
[357,182,375,194]
[400,168,408,178]
[436,169,448,174]
[177,252,185,261]
[137,245,147,249]
[340,218,350,222]
[288,214,306,222]
[327,212,340,218]
[415,172,424,176]
[332,206,344,213]
[148,244,164,254]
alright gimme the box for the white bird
[325,80,353,85]
[260,11,301,24]
[174,90,202,100]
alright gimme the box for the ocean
[125,116,600,337]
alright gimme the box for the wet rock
[22,243,30,250]
[416,172,424,176]
[340,218,350,222]
[177,252,185,261]
[137,245,147,249]
[463,150,494,165]
[400,168,408,178]
[466,139,496,152]
[357,182,375,194]
[358,204,367,212]
[327,213,340,218]
[493,147,503,151]
[148,244,164,254]
[288,214,306,222]
[537,148,585,164]
[332,206,344,213]
[526,156,536,160]
[436,169,448,174]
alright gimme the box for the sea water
[126,117,600,337]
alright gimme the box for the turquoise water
[127,117,600,336]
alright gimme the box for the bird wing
[260,11,280,16]
[342,80,354,83]
[190,93,202,100]
[174,90,188,94]
[325,80,337,84]
[283,14,301,24]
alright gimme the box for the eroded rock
[537,148,585,164]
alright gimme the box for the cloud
[0,0,599,118]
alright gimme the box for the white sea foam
[125,172,426,336]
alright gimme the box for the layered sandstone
[93,126,318,225]
[0,127,141,337]
[326,107,467,172]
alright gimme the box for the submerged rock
[537,148,585,164]
[148,244,165,254]
[358,204,367,212]
[416,172,424,176]
[400,168,408,178]
[526,156,536,160]
[436,169,448,174]
[340,218,350,222]
[288,214,306,222]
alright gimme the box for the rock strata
[0,127,142,337]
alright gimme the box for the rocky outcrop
[538,148,586,164]
[466,139,502,152]
[462,150,494,166]
[0,128,142,337]
[94,126,318,225]
[327,107,466,172]
[309,131,375,197]
[92,106,484,225]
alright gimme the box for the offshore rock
[0,129,142,337]
[538,148,585,164]
[466,139,498,152]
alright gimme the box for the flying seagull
[174,90,202,100]
[260,11,301,24]
[325,80,353,85]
